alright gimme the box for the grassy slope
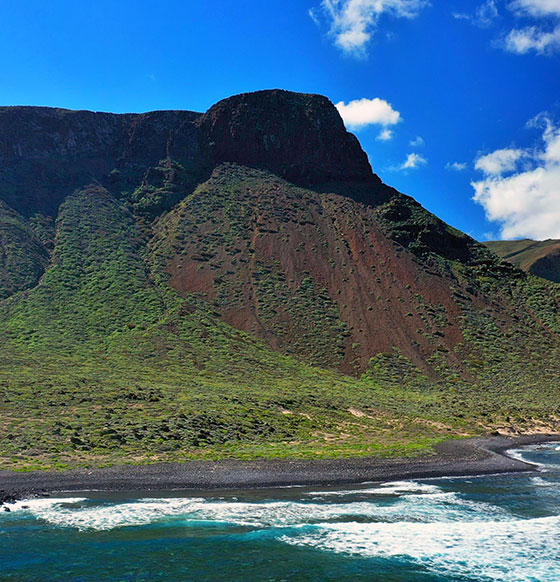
[0,185,450,470]
[1,174,560,471]
[485,239,560,282]
[0,201,49,300]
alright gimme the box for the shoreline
[1,434,558,501]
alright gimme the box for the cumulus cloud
[479,0,500,22]
[504,0,560,54]
[335,97,401,130]
[401,152,427,169]
[474,148,526,175]
[377,128,394,141]
[446,161,468,171]
[472,116,560,239]
[454,0,560,55]
[310,0,429,56]
[504,25,560,53]
[410,136,425,147]
[509,0,560,18]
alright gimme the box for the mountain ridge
[485,239,560,283]
[0,89,376,219]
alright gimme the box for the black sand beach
[1,434,558,501]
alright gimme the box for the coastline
[1,434,558,500]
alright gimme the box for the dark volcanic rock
[0,106,202,217]
[0,91,378,219]
[198,89,377,186]
[0,490,16,505]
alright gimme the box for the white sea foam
[507,447,532,463]
[307,480,443,497]
[284,516,560,582]
[508,444,560,472]
[4,480,509,532]
[4,497,87,512]
[11,497,207,531]
[5,498,387,530]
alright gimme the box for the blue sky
[1,0,559,240]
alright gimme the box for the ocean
[1,443,559,581]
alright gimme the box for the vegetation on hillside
[0,201,49,300]
[1,91,559,471]
[485,238,560,283]
[0,186,450,469]
[0,170,559,471]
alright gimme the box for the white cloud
[410,136,425,147]
[509,0,560,18]
[401,152,427,169]
[335,97,401,130]
[453,0,499,27]
[377,128,394,141]
[454,0,560,54]
[474,148,526,175]
[446,161,468,171]
[308,7,322,26]
[504,24,560,53]
[503,0,560,54]
[478,0,500,22]
[472,116,560,239]
[311,0,429,56]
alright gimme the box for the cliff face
[0,90,377,220]
[0,106,202,217]
[198,90,377,186]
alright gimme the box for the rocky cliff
[198,90,376,185]
[0,90,378,219]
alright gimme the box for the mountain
[485,239,560,283]
[1,90,559,470]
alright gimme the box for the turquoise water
[1,443,560,581]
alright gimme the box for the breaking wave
[3,442,560,581]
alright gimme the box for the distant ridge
[485,239,560,283]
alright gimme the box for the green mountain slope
[0,184,453,469]
[485,239,560,283]
[0,201,49,300]
[0,90,559,470]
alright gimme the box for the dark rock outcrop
[0,90,377,220]
[198,89,377,186]
[0,490,16,506]
[0,106,202,217]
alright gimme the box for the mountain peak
[198,89,377,186]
